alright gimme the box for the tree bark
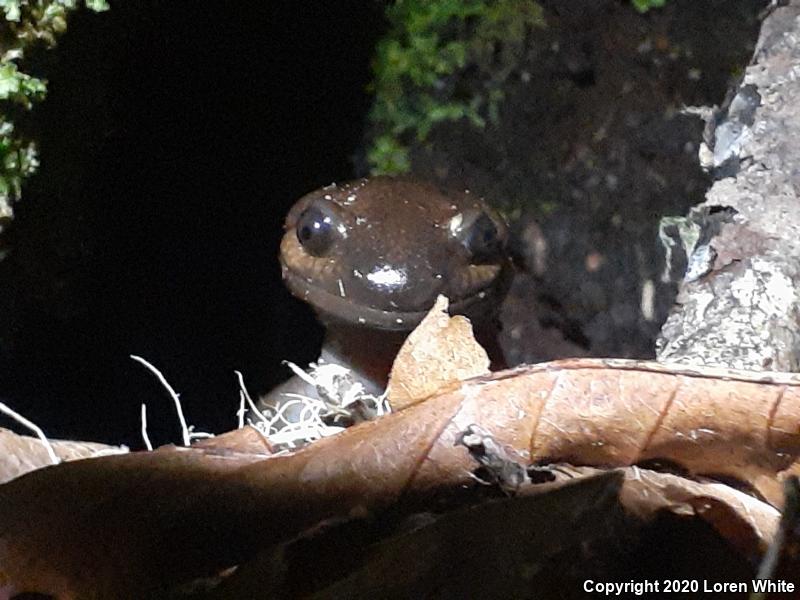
[657,2,800,371]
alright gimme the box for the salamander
[257,176,510,420]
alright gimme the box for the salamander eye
[296,203,341,256]
[449,209,505,264]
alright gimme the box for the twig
[283,360,319,387]
[130,354,190,446]
[140,403,153,451]
[235,370,269,428]
[237,391,246,429]
[187,427,214,440]
[0,400,59,465]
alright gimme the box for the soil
[405,0,764,363]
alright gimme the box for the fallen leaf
[0,427,127,484]
[3,360,800,596]
[387,295,490,410]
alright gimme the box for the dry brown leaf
[551,465,779,560]
[189,425,275,457]
[236,472,632,599]
[221,468,773,597]
[0,426,272,486]
[4,360,800,596]
[0,427,127,484]
[386,295,490,410]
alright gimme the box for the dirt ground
[406,0,763,363]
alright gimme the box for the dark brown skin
[258,176,510,418]
[280,176,509,329]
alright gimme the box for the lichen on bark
[657,1,800,371]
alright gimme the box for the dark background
[0,2,386,447]
[0,1,764,450]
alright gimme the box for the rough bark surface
[657,3,800,370]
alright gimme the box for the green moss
[631,0,666,13]
[367,0,544,175]
[0,0,108,244]
[367,0,669,175]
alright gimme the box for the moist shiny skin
[280,176,510,331]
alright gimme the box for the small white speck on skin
[448,213,464,236]
[358,317,366,324]
[337,278,346,297]
[367,266,407,288]
[478,291,486,299]
[323,194,332,200]
[353,269,363,279]
[396,318,403,324]
[356,216,366,225]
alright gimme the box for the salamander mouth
[281,263,507,331]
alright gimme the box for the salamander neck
[319,324,409,394]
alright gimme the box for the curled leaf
[387,295,490,410]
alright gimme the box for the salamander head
[280,176,509,330]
